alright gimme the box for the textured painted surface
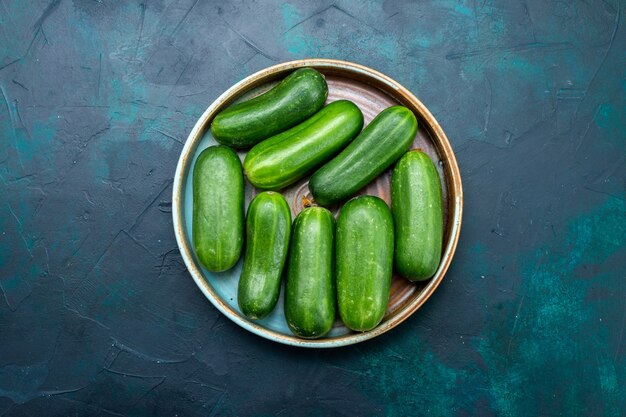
[0,0,624,415]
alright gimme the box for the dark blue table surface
[1,1,624,416]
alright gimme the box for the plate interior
[182,74,449,339]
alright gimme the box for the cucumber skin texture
[285,207,336,339]
[211,68,328,149]
[336,196,394,332]
[244,100,364,190]
[309,106,418,206]
[238,192,292,320]
[391,151,444,281]
[192,146,244,272]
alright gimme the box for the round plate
[172,59,463,348]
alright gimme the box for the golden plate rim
[172,58,463,348]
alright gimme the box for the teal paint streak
[281,3,309,57]
[278,1,418,81]
[595,103,623,134]
[479,197,626,417]
[345,338,462,417]
[454,4,473,17]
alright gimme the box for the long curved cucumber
[391,150,443,280]
[192,146,244,272]
[238,192,292,319]
[309,106,418,206]
[244,100,363,190]
[284,207,335,339]
[211,68,328,149]
[336,196,394,332]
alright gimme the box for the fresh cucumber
[336,196,394,332]
[309,106,418,206]
[284,207,335,339]
[391,150,443,280]
[192,146,244,272]
[244,100,363,190]
[238,192,292,319]
[211,68,328,149]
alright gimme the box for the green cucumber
[244,100,363,190]
[336,196,394,332]
[309,106,418,206]
[285,207,335,339]
[211,68,328,149]
[238,192,292,319]
[193,146,244,272]
[391,150,443,280]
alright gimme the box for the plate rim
[172,58,463,348]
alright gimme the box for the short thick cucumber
[238,192,292,319]
[244,100,363,190]
[336,196,394,331]
[391,151,443,280]
[211,68,328,149]
[193,146,244,272]
[285,207,335,339]
[309,106,418,206]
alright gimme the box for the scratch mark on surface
[522,0,536,42]
[0,57,21,71]
[184,379,226,394]
[0,85,20,166]
[128,179,173,232]
[157,248,179,273]
[56,398,125,417]
[67,229,122,295]
[446,41,573,60]
[331,4,383,34]
[12,79,29,90]
[96,53,102,100]
[583,186,624,202]
[12,98,31,138]
[223,19,278,61]
[33,0,63,30]
[124,229,153,255]
[328,365,366,377]
[592,155,625,183]
[43,246,50,275]
[131,377,166,406]
[242,51,258,66]
[170,0,200,38]
[0,26,44,72]
[282,4,381,35]
[111,337,190,364]
[174,87,211,98]
[83,190,96,205]
[103,345,122,370]
[169,54,193,93]
[585,1,620,94]
[491,191,507,237]
[40,386,89,396]
[207,391,227,417]
[0,283,12,311]
[65,305,112,331]
[507,295,525,358]
[151,128,184,145]
[7,202,33,257]
[575,106,601,154]
[472,0,479,37]
[483,76,492,134]
[102,368,166,380]
[0,84,12,118]
[64,231,91,269]
[134,3,146,61]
